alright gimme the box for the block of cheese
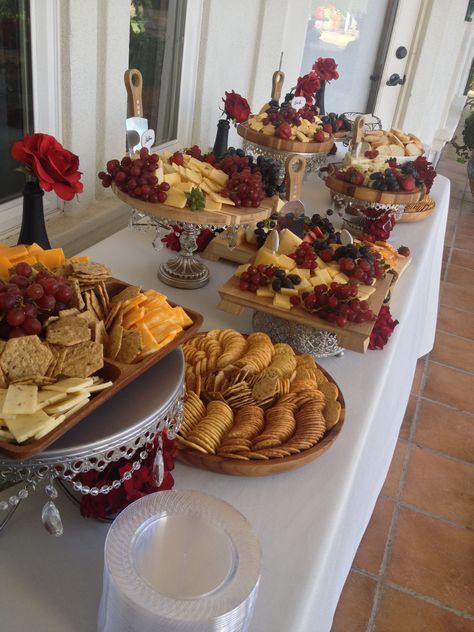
[315,268,332,285]
[185,168,202,185]
[209,168,228,187]
[37,248,65,269]
[234,263,250,277]
[163,173,181,186]
[280,287,298,296]
[333,272,350,284]
[277,254,296,270]
[294,267,311,280]
[256,287,275,298]
[165,188,187,209]
[273,293,292,310]
[277,229,303,255]
[253,249,280,267]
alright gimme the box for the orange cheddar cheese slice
[26,243,44,255]
[172,305,193,327]
[122,294,147,312]
[122,306,145,329]
[68,255,90,263]
[0,257,11,278]
[134,322,156,348]
[37,248,65,269]
[3,245,28,259]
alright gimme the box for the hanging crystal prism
[152,435,165,487]
[41,476,63,536]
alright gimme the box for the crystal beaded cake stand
[0,349,185,536]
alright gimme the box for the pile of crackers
[358,128,424,157]
[403,195,436,214]
[178,330,342,460]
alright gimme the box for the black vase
[18,181,51,250]
[315,80,326,116]
[212,119,230,158]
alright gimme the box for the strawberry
[335,118,344,130]
[398,245,410,257]
[170,151,184,166]
[400,175,416,191]
[322,123,332,134]
[312,226,324,239]
[313,130,325,142]
[347,168,364,185]
[276,122,292,140]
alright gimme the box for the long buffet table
[0,175,449,632]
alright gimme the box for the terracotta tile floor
[331,144,474,631]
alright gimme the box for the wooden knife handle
[271,71,285,102]
[124,69,143,118]
[352,115,365,145]
[285,154,306,201]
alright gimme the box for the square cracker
[46,316,91,347]
[0,336,53,382]
[115,329,142,364]
[60,341,104,378]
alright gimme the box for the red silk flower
[312,58,339,82]
[294,72,321,104]
[11,133,83,201]
[223,91,251,123]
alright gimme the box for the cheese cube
[253,249,280,267]
[273,293,292,310]
[333,273,349,284]
[256,287,275,298]
[277,254,296,270]
[165,188,187,209]
[234,263,250,277]
[316,268,333,285]
[295,267,311,279]
[280,287,298,296]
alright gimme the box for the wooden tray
[237,122,334,154]
[177,362,345,476]
[113,185,274,227]
[0,280,203,460]
[325,163,425,205]
[217,273,394,353]
[399,207,434,222]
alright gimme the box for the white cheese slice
[3,384,38,416]
[43,377,94,393]
[4,409,51,443]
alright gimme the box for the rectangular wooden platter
[0,280,203,460]
[217,274,394,354]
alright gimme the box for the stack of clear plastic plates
[98,490,261,632]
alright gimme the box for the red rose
[294,72,321,104]
[11,133,83,201]
[312,58,339,81]
[223,91,251,123]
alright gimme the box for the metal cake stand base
[0,351,185,535]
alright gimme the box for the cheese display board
[0,280,203,460]
[176,331,345,476]
[113,185,275,227]
[217,273,393,353]
[238,122,334,154]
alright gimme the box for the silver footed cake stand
[0,349,185,535]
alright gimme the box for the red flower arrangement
[312,57,340,82]
[78,433,177,520]
[222,90,251,124]
[161,224,216,252]
[412,156,437,193]
[11,133,83,201]
[294,72,321,105]
[369,305,399,350]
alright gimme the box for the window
[0,0,34,205]
[129,0,187,147]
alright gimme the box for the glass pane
[129,0,186,146]
[301,0,390,113]
[0,0,34,204]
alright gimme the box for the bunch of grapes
[298,105,319,123]
[238,264,302,306]
[254,214,278,248]
[0,262,74,339]
[263,105,301,128]
[332,244,386,284]
[306,212,341,244]
[255,156,285,197]
[215,150,253,177]
[288,243,318,270]
[369,168,401,192]
[98,147,170,203]
[302,282,375,328]
[221,168,265,208]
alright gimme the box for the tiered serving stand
[0,349,185,535]
[114,185,276,289]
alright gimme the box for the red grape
[26,283,44,300]
[36,294,56,312]
[41,277,60,295]
[55,285,73,303]
[8,327,25,338]
[6,307,25,326]
[23,303,38,317]
[9,274,29,289]
[0,294,16,311]
[15,262,32,278]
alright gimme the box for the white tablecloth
[0,175,449,632]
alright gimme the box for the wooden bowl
[237,122,334,154]
[177,334,345,476]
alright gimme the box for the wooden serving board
[325,163,425,205]
[113,186,274,227]
[237,122,334,154]
[177,363,345,476]
[0,280,203,460]
[217,273,394,353]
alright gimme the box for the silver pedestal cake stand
[0,349,185,536]
[242,139,328,179]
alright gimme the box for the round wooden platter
[237,122,334,154]
[325,163,425,206]
[113,184,274,227]
[399,197,436,223]
[176,367,345,477]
